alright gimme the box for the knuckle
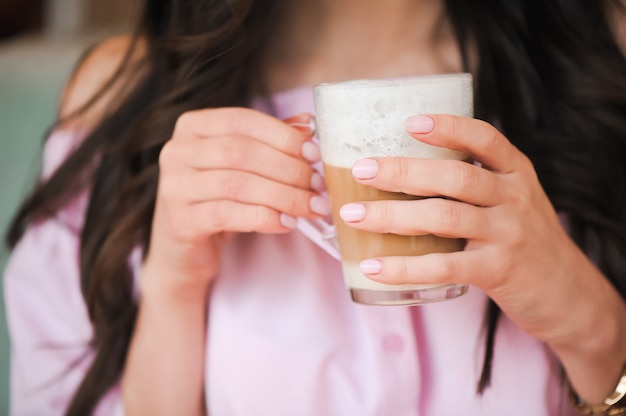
[251,206,274,229]
[158,141,174,169]
[450,162,478,193]
[274,127,297,154]
[510,188,530,209]
[280,189,300,213]
[447,116,459,140]
[475,120,503,155]
[506,219,526,247]
[390,258,410,282]
[279,158,304,185]
[157,153,187,201]
[208,203,232,230]
[220,139,248,167]
[369,202,395,232]
[434,200,461,229]
[290,161,310,187]
[487,249,512,286]
[381,202,398,230]
[223,107,250,135]
[174,110,201,133]
[218,172,245,200]
[434,254,458,282]
[383,158,408,192]
[437,114,458,140]
[157,175,177,200]
[507,183,534,217]
[398,157,411,184]
[518,153,537,177]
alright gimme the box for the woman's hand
[127,108,328,416]
[342,114,575,338]
[341,114,626,403]
[143,108,326,293]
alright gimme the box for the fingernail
[280,213,297,229]
[360,259,382,275]
[310,195,331,215]
[339,203,366,222]
[302,141,321,162]
[406,115,435,134]
[352,159,379,180]
[287,114,315,137]
[310,172,326,192]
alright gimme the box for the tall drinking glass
[313,74,473,306]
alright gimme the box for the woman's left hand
[341,114,626,377]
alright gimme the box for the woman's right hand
[142,108,327,293]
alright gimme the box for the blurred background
[0,0,138,412]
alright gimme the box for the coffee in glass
[313,74,473,306]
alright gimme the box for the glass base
[350,284,468,306]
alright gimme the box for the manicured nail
[310,195,331,215]
[302,141,321,162]
[287,114,315,137]
[339,203,366,222]
[280,213,297,229]
[309,116,316,133]
[406,115,435,134]
[352,159,379,180]
[360,259,382,275]
[310,172,326,192]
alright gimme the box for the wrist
[549,263,626,405]
[140,260,213,304]
[569,363,626,415]
[547,243,624,354]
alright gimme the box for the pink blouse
[4,86,577,415]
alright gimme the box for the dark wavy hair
[6,0,626,414]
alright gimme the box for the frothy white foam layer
[314,74,473,168]
[341,261,443,291]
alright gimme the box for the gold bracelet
[570,364,626,415]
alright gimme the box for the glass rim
[313,72,472,91]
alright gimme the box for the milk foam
[314,74,473,168]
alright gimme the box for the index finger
[405,114,524,173]
[174,107,313,158]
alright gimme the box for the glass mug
[298,74,473,306]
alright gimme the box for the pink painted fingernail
[280,213,297,229]
[287,113,315,134]
[310,172,326,192]
[339,203,366,222]
[360,259,382,275]
[406,115,434,134]
[310,195,331,215]
[352,159,379,180]
[308,115,316,133]
[302,141,321,162]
